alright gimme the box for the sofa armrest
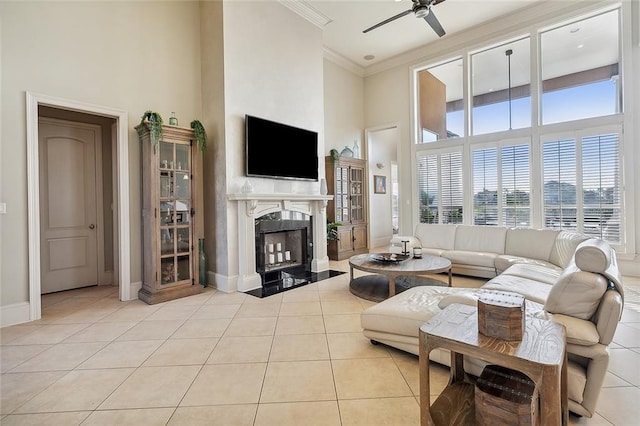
[389,236,421,254]
[592,289,623,345]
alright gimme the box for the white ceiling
[298,0,543,68]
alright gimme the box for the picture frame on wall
[374,175,386,194]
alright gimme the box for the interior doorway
[365,125,400,249]
[38,116,105,294]
[26,92,132,321]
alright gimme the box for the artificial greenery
[136,110,164,153]
[190,119,207,152]
[329,149,340,162]
[327,220,342,242]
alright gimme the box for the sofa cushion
[442,250,498,269]
[499,263,562,285]
[422,248,446,257]
[481,274,552,304]
[414,223,457,250]
[544,264,608,320]
[549,231,590,268]
[454,225,507,254]
[495,255,561,276]
[361,287,480,338]
[505,228,559,262]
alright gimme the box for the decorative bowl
[370,253,410,263]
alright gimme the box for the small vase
[198,238,208,287]
[169,112,178,126]
[352,140,360,158]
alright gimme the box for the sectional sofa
[362,224,624,418]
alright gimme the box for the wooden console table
[419,303,567,426]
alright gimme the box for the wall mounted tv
[245,114,319,181]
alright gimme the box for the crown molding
[323,48,365,77]
[279,0,333,28]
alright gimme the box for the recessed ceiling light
[577,44,584,49]
[364,55,375,61]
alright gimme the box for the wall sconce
[376,162,385,169]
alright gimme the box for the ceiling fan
[363,0,447,37]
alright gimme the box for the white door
[39,118,100,293]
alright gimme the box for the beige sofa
[363,224,624,418]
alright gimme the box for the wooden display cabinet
[138,124,203,304]
[325,156,368,260]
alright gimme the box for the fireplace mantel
[228,192,333,292]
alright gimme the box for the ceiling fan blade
[424,9,446,37]
[363,9,413,33]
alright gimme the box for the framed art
[374,175,386,194]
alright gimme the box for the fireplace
[255,211,313,287]
[227,192,334,294]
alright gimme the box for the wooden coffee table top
[349,253,452,276]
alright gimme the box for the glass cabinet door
[158,141,192,285]
[350,166,364,222]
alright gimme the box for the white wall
[0,1,203,308]
[363,0,640,274]
[323,59,364,155]
[213,1,325,290]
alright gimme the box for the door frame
[26,92,132,321]
[365,123,401,247]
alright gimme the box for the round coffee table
[348,253,452,302]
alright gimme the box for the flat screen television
[245,114,319,181]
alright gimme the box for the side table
[419,303,567,426]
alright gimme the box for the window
[417,150,463,224]
[471,37,531,135]
[472,142,531,227]
[540,9,620,124]
[542,132,621,244]
[417,58,464,142]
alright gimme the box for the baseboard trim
[128,281,142,300]
[1,302,31,327]
[213,272,237,293]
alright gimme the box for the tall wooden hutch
[138,123,203,304]
[325,156,368,260]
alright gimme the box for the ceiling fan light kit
[363,0,446,37]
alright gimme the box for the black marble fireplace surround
[248,211,344,298]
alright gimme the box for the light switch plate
[0,203,6,214]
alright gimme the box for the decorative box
[477,290,525,341]
[475,364,538,426]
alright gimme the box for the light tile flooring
[1,260,639,425]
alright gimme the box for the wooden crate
[477,290,525,341]
[475,365,538,426]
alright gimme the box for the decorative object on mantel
[136,110,164,153]
[320,178,328,195]
[329,148,340,162]
[169,112,178,126]
[352,140,360,158]
[190,119,207,151]
[340,145,354,157]
[241,179,254,193]
[477,290,525,341]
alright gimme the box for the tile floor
[1,260,639,425]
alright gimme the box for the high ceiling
[297,0,542,68]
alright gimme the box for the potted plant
[135,110,164,152]
[190,119,207,152]
[327,220,342,242]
